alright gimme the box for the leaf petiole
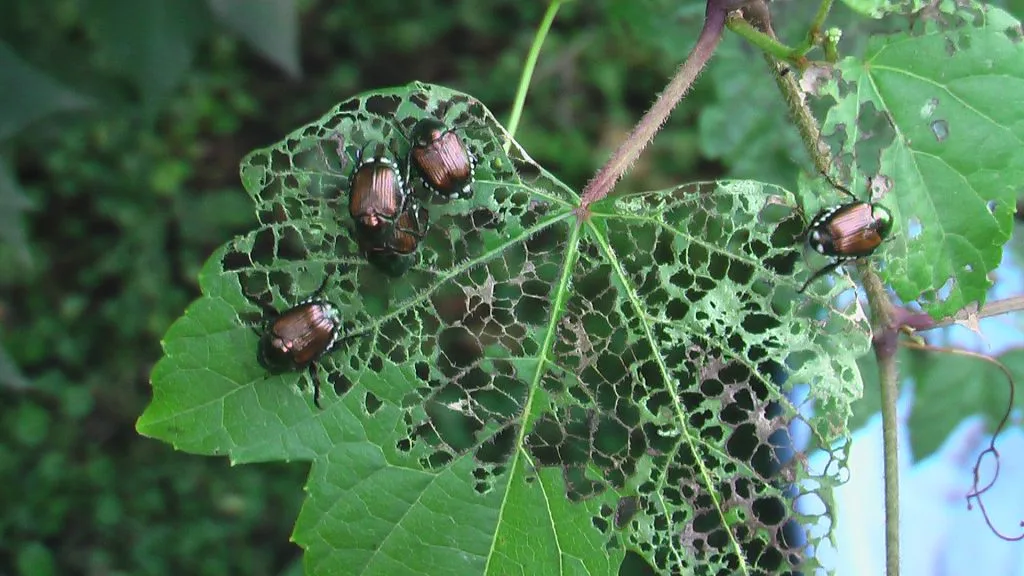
[504,1,562,154]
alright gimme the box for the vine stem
[578,1,740,208]
[900,342,1024,541]
[725,0,836,63]
[504,1,563,153]
[726,18,800,62]
[862,267,901,576]
[735,2,903,573]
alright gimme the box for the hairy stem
[726,18,798,61]
[504,1,562,153]
[810,0,836,36]
[877,340,901,576]
[734,7,831,196]
[579,1,732,207]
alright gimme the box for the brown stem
[578,0,740,208]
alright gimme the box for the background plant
[2,1,1023,575]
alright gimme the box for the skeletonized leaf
[139,83,867,575]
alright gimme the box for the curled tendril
[966,444,1024,541]
[903,341,1024,541]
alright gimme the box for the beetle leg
[403,149,415,196]
[398,197,430,239]
[389,117,411,142]
[819,169,858,202]
[292,273,334,306]
[309,363,323,409]
[247,322,264,337]
[797,260,845,293]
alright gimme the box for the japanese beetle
[348,142,430,274]
[255,277,342,408]
[358,198,429,255]
[408,118,476,200]
[799,174,894,293]
[349,142,409,236]
[356,199,430,276]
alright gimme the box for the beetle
[355,198,430,276]
[349,142,409,238]
[408,118,476,200]
[799,174,894,293]
[255,276,343,408]
[348,141,430,273]
[364,198,429,255]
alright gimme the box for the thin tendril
[903,341,1024,541]
[504,1,562,154]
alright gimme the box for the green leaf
[209,0,301,79]
[85,0,209,107]
[139,83,870,574]
[605,0,706,61]
[697,49,802,187]
[824,23,1024,318]
[0,41,92,141]
[14,402,51,448]
[839,0,929,18]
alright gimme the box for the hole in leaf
[475,424,516,464]
[364,391,382,415]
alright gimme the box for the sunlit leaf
[823,21,1024,318]
[839,0,929,19]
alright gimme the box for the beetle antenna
[819,169,858,201]
[309,364,323,409]
[797,261,845,293]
